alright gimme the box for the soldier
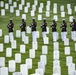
[29,18,37,42]
[20,19,26,42]
[50,19,58,41]
[60,19,67,41]
[70,18,76,40]
[41,18,47,41]
[7,19,14,42]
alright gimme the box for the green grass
[0,0,76,75]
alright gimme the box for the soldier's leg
[64,32,67,41]
[53,32,57,41]
[9,32,14,42]
[22,31,25,42]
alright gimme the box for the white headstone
[13,72,22,75]
[9,60,16,72]
[40,55,47,65]
[5,3,9,9]
[19,4,22,10]
[15,53,21,63]
[0,44,3,52]
[24,36,29,44]
[13,2,17,8]
[26,58,32,69]
[46,5,50,11]
[42,46,48,54]
[31,73,40,75]
[53,66,61,74]
[20,44,26,53]
[53,15,58,21]
[32,5,36,11]
[1,9,5,16]
[6,48,12,57]
[31,10,35,16]
[10,6,14,13]
[0,68,1,75]
[26,2,30,8]
[68,9,72,15]
[35,68,44,75]
[67,4,71,9]
[66,56,73,66]
[64,47,70,55]
[39,7,42,13]
[53,60,60,67]
[53,8,57,14]
[32,42,38,50]
[1,67,8,75]
[9,0,12,4]
[21,0,25,5]
[69,16,73,22]
[53,51,59,60]
[64,38,69,45]
[4,35,9,43]
[47,1,51,6]
[16,30,21,38]
[53,42,59,50]
[22,14,26,20]
[44,37,49,44]
[60,5,64,11]
[1,1,4,7]
[26,26,31,33]
[74,6,76,12]
[29,49,35,58]
[46,11,50,17]
[0,29,2,37]
[38,62,45,73]
[34,0,38,6]
[11,40,17,49]
[24,7,28,13]
[53,3,57,8]
[40,3,44,8]
[61,12,65,17]
[16,10,20,16]
[20,64,28,75]
[68,63,75,75]
[0,57,5,67]
[38,14,42,20]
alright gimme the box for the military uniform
[20,19,26,42]
[41,19,47,41]
[30,18,37,42]
[60,20,67,41]
[70,18,76,40]
[51,20,58,41]
[7,19,14,42]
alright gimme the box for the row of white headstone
[52,42,61,75]
[0,8,75,22]
[0,1,76,20]
[30,45,48,75]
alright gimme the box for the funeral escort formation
[7,18,76,42]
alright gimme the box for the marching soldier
[50,19,58,41]
[60,19,67,41]
[70,18,76,41]
[41,18,47,41]
[7,19,14,42]
[20,19,26,42]
[29,18,37,42]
